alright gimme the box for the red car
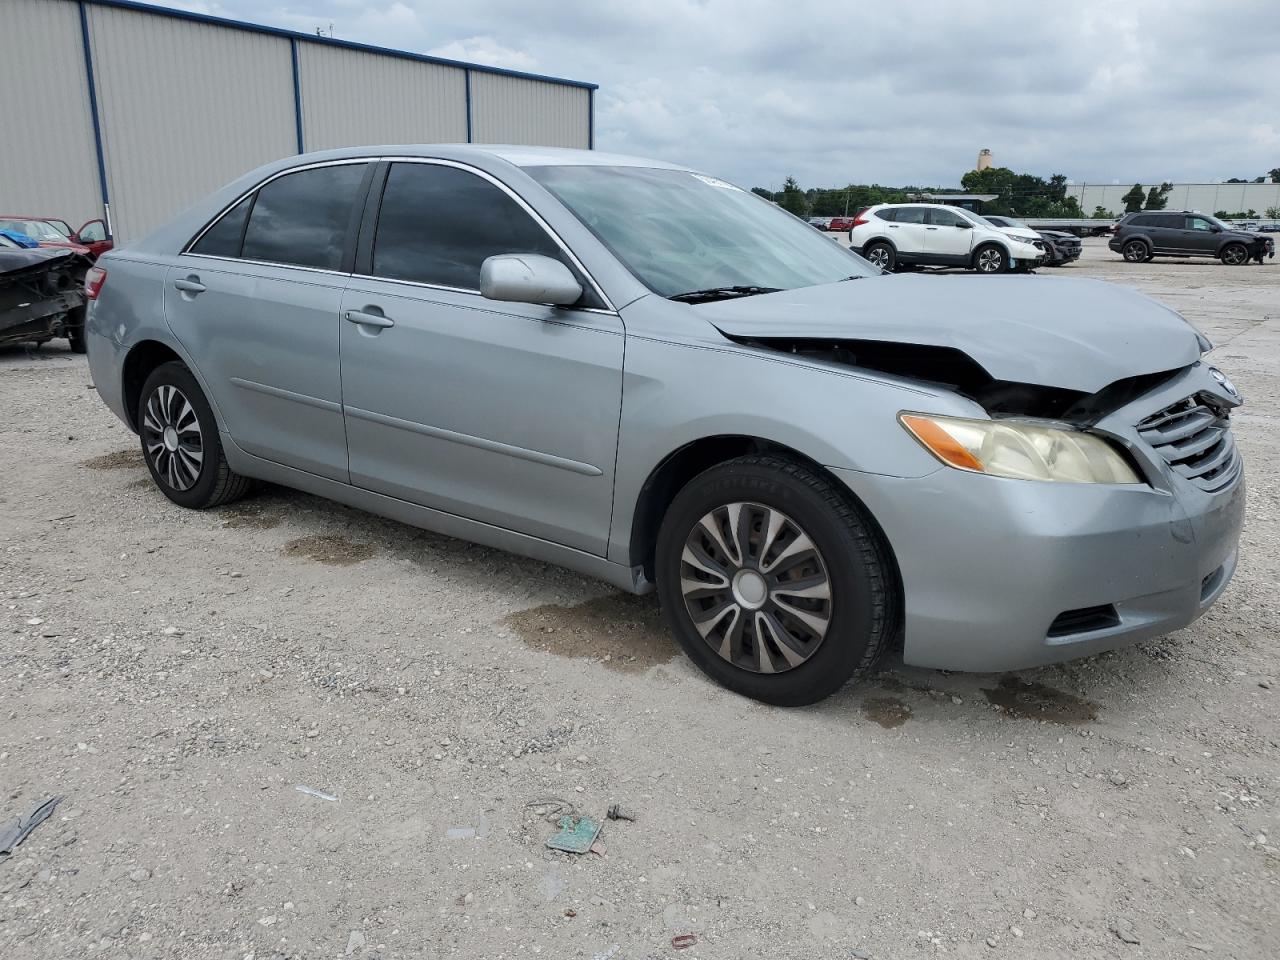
[0,216,113,260]
[827,216,856,232]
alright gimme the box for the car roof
[267,143,693,172]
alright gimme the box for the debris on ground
[0,795,63,859]
[295,784,338,802]
[1111,920,1141,945]
[445,826,479,840]
[527,798,604,854]
[671,933,698,949]
[606,803,637,821]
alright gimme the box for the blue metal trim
[290,39,304,153]
[82,0,599,91]
[77,1,112,225]
[588,88,595,150]
[464,70,473,143]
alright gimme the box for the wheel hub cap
[679,501,833,674]
[141,384,204,492]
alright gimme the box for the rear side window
[894,208,928,224]
[1129,214,1156,227]
[874,208,896,222]
[371,162,567,291]
[240,163,367,270]
[191,195,252,257]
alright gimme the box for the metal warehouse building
[0,0,597,242]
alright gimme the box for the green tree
[1270,168,1280,184]
[750,186,774,201]
[777,176,808,216]
[1091,205,1114,219]
[1265,205,1280,219]
[1121,183,1147,213]
[1143,182,1172,210]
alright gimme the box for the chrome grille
[1136,395,1240,491]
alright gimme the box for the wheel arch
[861,236,897,255]
[625,434,903,604]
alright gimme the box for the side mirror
[480,254,582,307]
[1210,226,1221,233]
[955,221,971,228]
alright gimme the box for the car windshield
[985,216,1028,229]
[527,165,878,298]
[0,219,65,241]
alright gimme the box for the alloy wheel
[866,246,891,269]
[141,384,204,491]
[976,247,1004,272]
[679,501,833,674]
[1123,240,1148,262]
[1221,244,1248,266]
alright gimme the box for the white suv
[849,203,1045,273]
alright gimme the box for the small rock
[229,571,243,579]
[1111,920,1141,945]
[258,915,276,927]
[26,618,44,626]
[1254,833,1267,844]
[952,696,963,705]
[855,896,865,906]
[1109,772,1128,786]
[161,626,183,636]
[1023,908,1037,920]
[129,868,151,883]
[986,938,998,948]
[345,929,365,955]
[1010,926,1024,938]
[1259,678,1272,690]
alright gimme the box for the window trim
[355,156,616,313]
[183,155,617,314]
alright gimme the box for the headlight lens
[900,413,1141,484]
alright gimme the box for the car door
[338,159,624,556]
[165,160,371,482]
[1180,215,1220,255]
[886,207,929,260]
[1143,214,1180,254]
[75,219,112,259]
[924,207,974,262]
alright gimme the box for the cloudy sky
[170,0,1278,191]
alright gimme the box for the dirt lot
[2,240,1277,959]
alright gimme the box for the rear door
[887,207,929,259]
[338,160,624,555]
[166,160,371,481]
[1144,214,1182,253]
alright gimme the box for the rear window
[190,195,252,258]
[240,163,367,270]
[875,208,896,222]
[894,208,928,224]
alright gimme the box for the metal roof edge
[82,0,600,90]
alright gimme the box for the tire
[863,242,896,272]
[655,455,898,706]
[1122,239,1150,263]
[973,244,1007,273]
[1220,243,1249,266]
[137,361,252,509]
[66,306,86,354]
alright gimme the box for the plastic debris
[606,803,637,822]
[295,784,338,802]
[547,814,603,854]
[0,796,63,858]
[591,947,621,960]
[672,934,698,950]
[445,827,479,840]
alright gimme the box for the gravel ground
[2,239,1276,959]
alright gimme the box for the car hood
[0,246,75,275]
[697,274,1201,394]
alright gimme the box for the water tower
[976,149,993,171]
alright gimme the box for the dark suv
[1109,211,1275,265]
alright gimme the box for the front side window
[1187,216,1214,232]
[240,163,367,270]
[371,163,567,291]
[929,208,968,227]
[78,220,107,242]
[528,165,877,297]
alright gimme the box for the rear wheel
[1220,243,1249,266]
[974,244,1007,273]
[863,242,895,271]
[137,361,252,509]
[66,306,86,354]
[1122,239,1150,262]
[655,455,897,706]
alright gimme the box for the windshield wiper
[668,285,781,304]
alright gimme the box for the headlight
[900,413,1141,484]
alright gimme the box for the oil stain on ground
[283,534,375,566]
[861,696,912,728]
[83,449,144,470]
[982,676,1097,724]
[504,593,676,673]
[220,501,283,530]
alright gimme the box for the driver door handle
[173,277,206,294]
[344,310,394,329]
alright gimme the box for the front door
[1180,215,1221,255]
[339,160,624,556]
[924,207,975,262]
[166,161,370,481]
[76,219,113,259]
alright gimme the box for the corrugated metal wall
[86,3,297,241]
[297,44,468,151]
[0,0,104,229]
[471,73,591,148]
[1069,182,1280,216]
[0,1,595,242]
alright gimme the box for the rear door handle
[173,277,206,294]
[344,309,394,329]
[926,226,938,230]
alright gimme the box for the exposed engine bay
[725,334,1185,425]
[0,248,90,352]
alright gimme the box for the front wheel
[138,361,252,509]
[655,455,898,706]
[974,244,1007,273]
[1220,243,1249,266]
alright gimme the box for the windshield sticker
[690,173,742,191]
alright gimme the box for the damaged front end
[0,248,90,351]
[722,334,1190,426]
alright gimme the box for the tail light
[85,266,107,300]
[851,208,871,227]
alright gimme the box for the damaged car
[86,146,1245,705]
[0,236,90,352]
